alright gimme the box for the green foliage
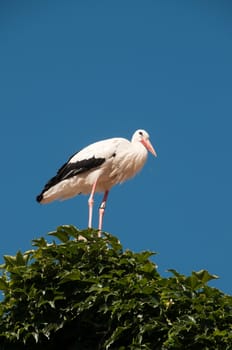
[0,225,232,349]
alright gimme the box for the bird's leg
[88,181,98,229]
[98,190,109,236]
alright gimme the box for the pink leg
[88,181,98,228]
[98,190,109,235]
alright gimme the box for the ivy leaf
[48,227,70,243]
[3,255,16,267]
[59,270,82,283]
[32,237,48,247]
[0,277,8,291]
[192,269,219,284]
[15,251,26,266]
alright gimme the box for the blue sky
[0,1,232,294]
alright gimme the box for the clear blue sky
[1,1,232,294]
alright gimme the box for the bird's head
[132,129,157,157]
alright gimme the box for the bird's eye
[139,131,143,136]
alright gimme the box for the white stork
[36,129,157,233]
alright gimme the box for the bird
[36,129,157,234]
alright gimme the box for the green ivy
[0,225,231,349]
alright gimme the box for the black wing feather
[36,156,105,202]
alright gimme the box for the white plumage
[37,129,157,233]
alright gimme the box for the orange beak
[141,138,157,157]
